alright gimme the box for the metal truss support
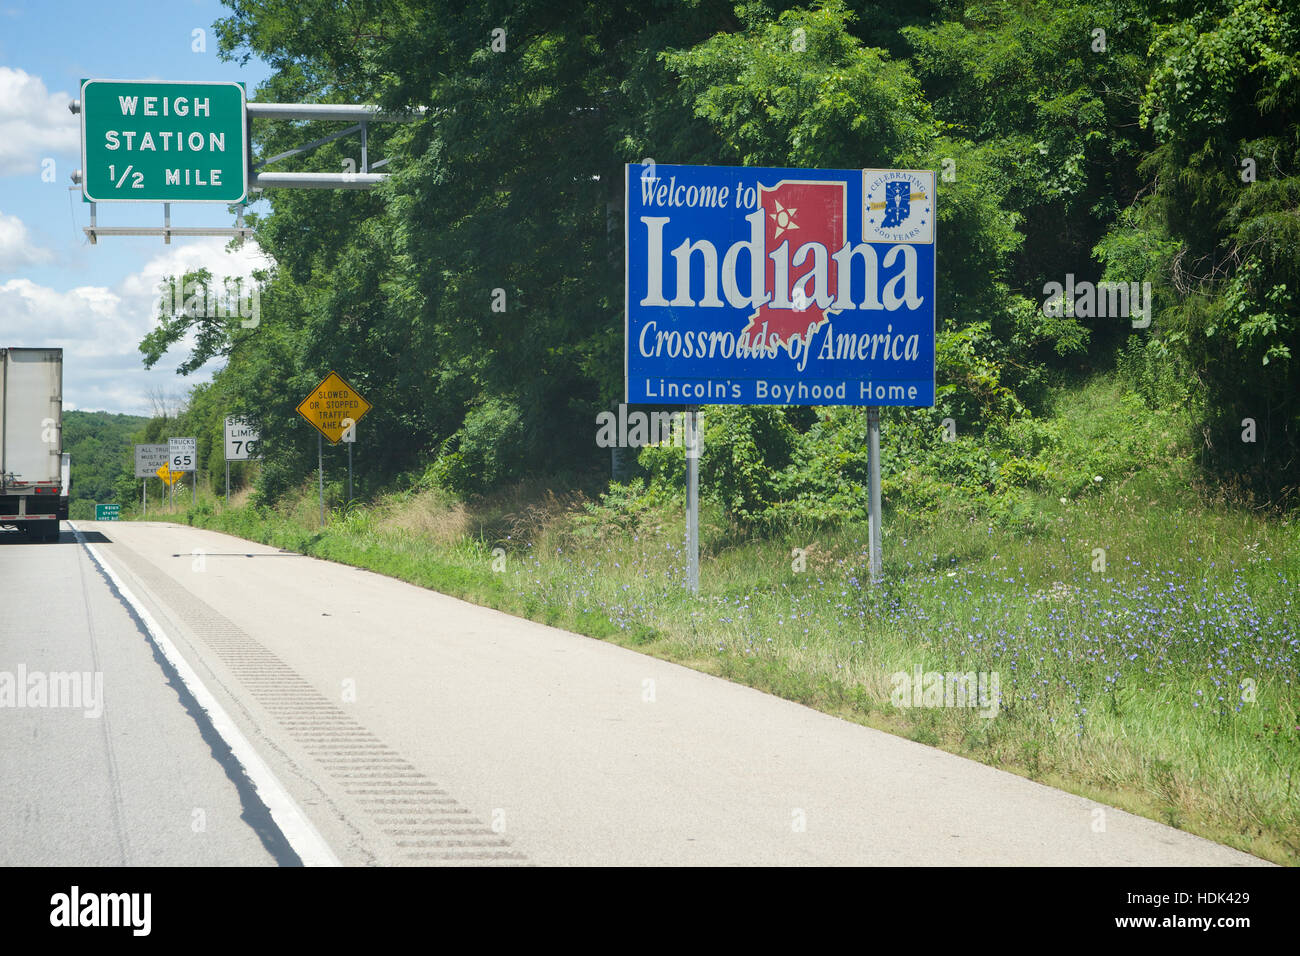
[246,102,423,189]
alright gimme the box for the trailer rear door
[1,348,62,489]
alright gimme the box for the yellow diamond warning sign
[155,463,181,485]
[296,371,372,443]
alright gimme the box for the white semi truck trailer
[1,347,69,541]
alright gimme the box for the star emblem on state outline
[769,200,799,238]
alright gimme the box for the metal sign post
[155,462,180,512]
[685,406,700,594]
[341,418,356,502]
[318,433,325,527]
[868,407,883,583]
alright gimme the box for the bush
[638,433,687,489]
[1116,335,1192,411]
[572,477,673,539]
[700,406,798,521]
[637,406,798,523]
[429,398,527,496]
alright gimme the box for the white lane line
[70,522,341,867]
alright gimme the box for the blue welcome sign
[625,163,936,406]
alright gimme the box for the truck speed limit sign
[168,437,197,472]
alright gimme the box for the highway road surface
[0,520,1271,866]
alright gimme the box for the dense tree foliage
[1122,0,1300,489]
[133,0,1298,510]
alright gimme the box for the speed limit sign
[224,417,260,460]
[168,437,197,472]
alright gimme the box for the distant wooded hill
[63,410,148,519]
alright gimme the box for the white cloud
[0,67,79,177]
[0,209,53,271]
[0,238,274,414]
[119,238,273,302]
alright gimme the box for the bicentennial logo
[863,170,933,244]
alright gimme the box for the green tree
[1104,0,1300,495]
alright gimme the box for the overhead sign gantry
[70,79,420,242]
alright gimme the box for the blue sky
[0,0,275,415]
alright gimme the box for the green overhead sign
[80,79,247,203]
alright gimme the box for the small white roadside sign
[168,437,197,472]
